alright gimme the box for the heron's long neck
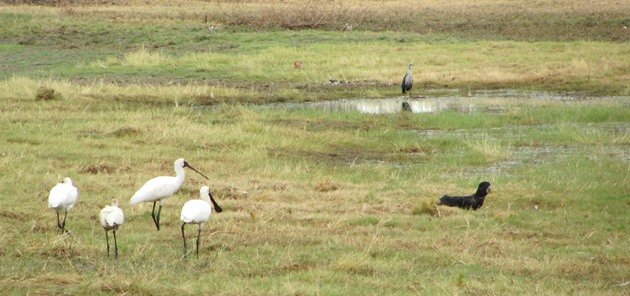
[174,165,186,184]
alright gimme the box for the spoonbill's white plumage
[48,177,78,233]
[99,199,124,259]
[180,186,222,257]
[130,158,209,230]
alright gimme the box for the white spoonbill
[180,185,223,257]
[99,199,124,259]
[130,158,209,230]
[48,177,79,233]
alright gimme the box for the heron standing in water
[401,63,414,112]
[402,63,413,96]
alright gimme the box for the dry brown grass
[0,1,628,294]
[314,178,341,192]
[2,0,627,40]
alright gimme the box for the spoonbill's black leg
[61,210,68,233]
[105,230,110,257]
[196,225,202,258]
[150,202,163,231]
[113,229,118,259]
[151,201,159,230]
[156,205,163,231]
[181,222,187,257]
[56,212,62,230]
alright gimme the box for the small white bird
[180,186,223,257]
[48,177,79,233]
[99,199,124,259]
[130,158,209,230]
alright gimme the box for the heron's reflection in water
[304,98,479,114]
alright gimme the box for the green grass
[0,94,628,295]
[1,1,629,295]
[1,2,629,97]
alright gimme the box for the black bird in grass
[402,63,413,96]
[437,181,492,210]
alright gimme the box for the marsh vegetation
[0,0,629,295]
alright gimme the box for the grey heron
[402,63,414,96]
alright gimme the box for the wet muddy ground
[239,91,630,114]
[255,92,629,175]
[196,92,629,177]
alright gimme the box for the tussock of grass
[81,163,117,174]
[314,179,340,192]
[121,46,170,67]
[109,126,143,137]
[346,215,380,226]
[33,273,83,285]
[464,136,510,163]
[336,253,375,275]
[412,199,439,216]
[492,210,515,222]
[41,241,79,259]
[0,209,29,222]
[35,86,62,101]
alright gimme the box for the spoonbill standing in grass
[130,158,209,230]
[180,186,222,258]
[48,177,78,233]
[99,199,124,259]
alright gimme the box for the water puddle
[248,91,628,115]
[256,97,512,114]
[194,90,629,115]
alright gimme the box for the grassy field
[1,0,629,99]
[1,0,629,295]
